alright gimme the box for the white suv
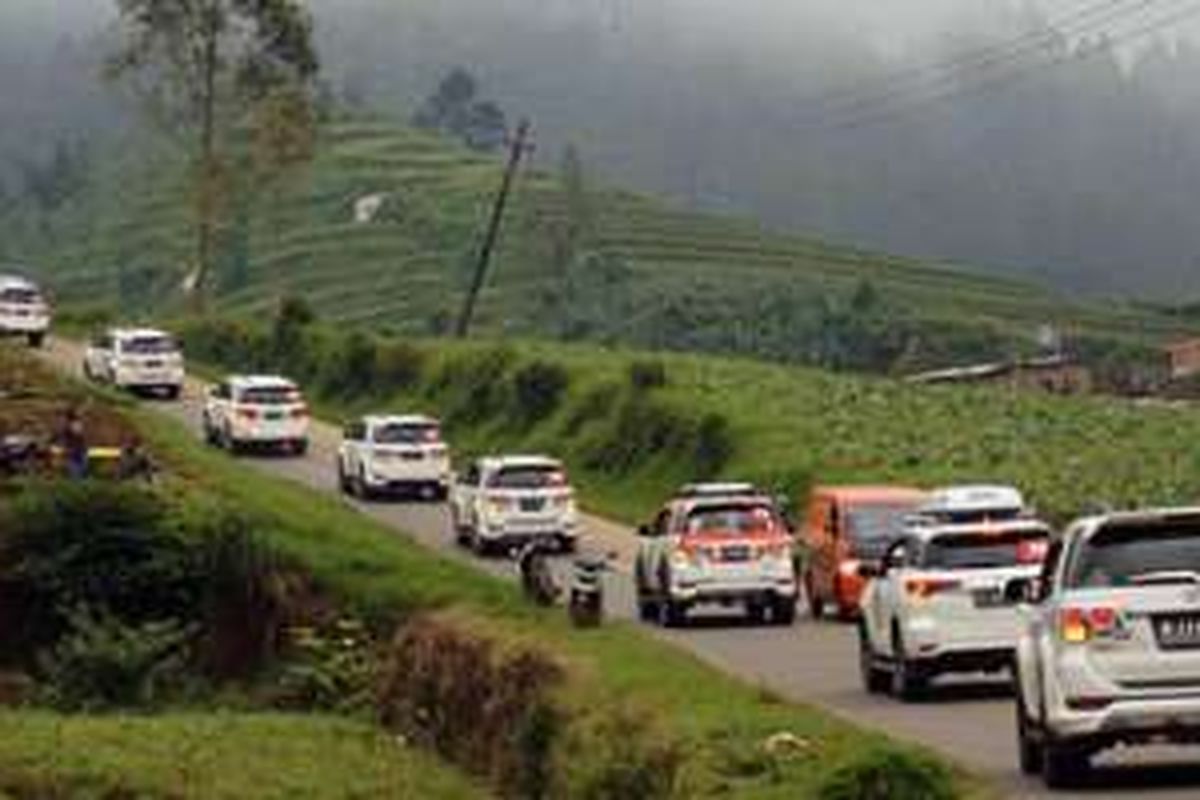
[449,456,580,555]
[202,375,310,455]
[84,327,185,399]
[1015,508,1200,788]
[337,415,451,501]
[635,491,797,627]
[858,486,1050,700]
[0,274,50,348]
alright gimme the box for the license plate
[145,360,163,368]
[519,498,545,512]
[265,411,285,422]
[401,451,424,461]
[721,545,752,563]
[1154,614,1200,650]
[972,587,1006,608]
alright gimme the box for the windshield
[685,504,780,537]
[375,423,440,445]
[0,287,41,304]
[239,387,300,405]
[123,336,178,355]
[920,528,1050,570]
[845,503,916,556]
[1068,523,1200,589]
[490,465,566,489]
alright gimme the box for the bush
[275,617,378,714]
[693,413,734,479]
[320,331,378,399]
[581,394,690,474]
[817,747,956,800]
[36,607,195,712]
[629,360,668,392]
[562,382,620,439]
[427,347,514,427]
[512,360,570,426]
[554,706,681,800]
[375,341,426,394]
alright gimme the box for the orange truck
[801,485,928,619]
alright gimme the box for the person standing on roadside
[57,406,88,480]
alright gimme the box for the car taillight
[487,495,513,512]
[547,471,568,487]
[1059,606,1122,644]
[838,559,861,577]
[291,405,310,419]
[904,577,961,600]
[762,541,791,559]
[237,407,260,420]
[423,428,442,443]
[1017,539,1049,564]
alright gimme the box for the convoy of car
[0,273,51,348]
[58,318,1200,790]
[84,327,185,398]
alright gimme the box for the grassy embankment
[181,313,1200,526]
[1,344,976,798]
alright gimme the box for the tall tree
[108,0,319,310]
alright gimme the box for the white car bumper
[671,561,797,603]
[230,419,309,443]
[0,314,49,334]
[115,366,185,389]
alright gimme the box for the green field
[182,315,1200,526]
[6,117,1195,370]
[0,712,485,799]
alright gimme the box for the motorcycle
[567,552,617,628]
[516,536,561,607]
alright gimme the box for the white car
[84,327,185,399]
[449,455,580,555]
[858,496,1051,700]
[635,490,797,627]
[1015,508,1200,788]
[202,375,310,455]
[337,414,451,501]
[0,274,50,348]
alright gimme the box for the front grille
[519,497,546,513]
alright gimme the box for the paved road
[44,339,1200,799]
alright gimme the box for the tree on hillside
[108,0,320,311]
[413,67,508,153]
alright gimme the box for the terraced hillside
[6,118,1195,368]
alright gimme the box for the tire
[805,571,825,620]
[746,601,768,625]
[163,385,182,402]
[858,624,890,694]
[1042,738,1088,789]
[293,439,309,457]
[659,599,687,628]
[890,627,928,702]
[356,469,376,501]
[772,597,797,626]
[1015,681,1044,776]
[635,563,660,622]
[27,332,44,349]
[337,460,352,495]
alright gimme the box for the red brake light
[1017,538,1049,564]
[1059,605,1121,644]
[237,407,259,420]
[423,428,441,442]
[548,471,567,487]
[292,405,310,419]
[904,577,961,600]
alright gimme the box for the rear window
[123,336,178,355]
[919,528,1050,570]
[0,287,40,304]
[1067,523,1200,589]
[684,504,780,537]
[490,465,566,489]
[238,386,300,405]
[846,503,915,543]
[374,423,440,445]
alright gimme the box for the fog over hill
[5,0,1200,298]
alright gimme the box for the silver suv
[1014,508,1200,788]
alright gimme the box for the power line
[804,0,1146,116]
[812,0,1200,133]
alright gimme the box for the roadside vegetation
[178,306,1200,525]
[0,343,972,798]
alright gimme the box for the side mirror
[1006,577,1039,605]
[637,524,655,538]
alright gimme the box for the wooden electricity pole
[454,118,533,338]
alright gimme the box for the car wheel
[659,599,687,628]
[858,623,890,694]
[805,571,824,620]
[337,460,352,494]
[1015,679,1044,776]
[772,597,797,626]
[356,469,375,501]
[27,332,44,349]
[746,601,768,625]
[163,385,182,402]
[890,627,927,702]
[293,439,309,457]
[1042,737,1088,789]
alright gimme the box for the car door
[640,507,673,591]
[455,462,482,527]
[1022,535,1067,721]
[207,382,231,430]
[867,538,911,657]
[341,420,366,475]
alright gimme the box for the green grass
[0,711,486,799]
[122,366,985,799]
[5,115,1195,369]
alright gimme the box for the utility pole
[455,118,533,338]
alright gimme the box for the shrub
[816,747,956,800]
[562,381,620,439]
[581,395,690,474]
[554,705,681,800]
[374,341,426,394]
[275,617,378,714]
[36,607,195,712]
[693,413,734,479]
[426,347,514,427]
[320,331,379,399]
[512,360,570,426]
[629,360,668,392]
